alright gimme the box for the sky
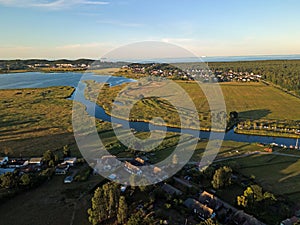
[0,0,300,59]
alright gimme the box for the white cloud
[0,0,109,9]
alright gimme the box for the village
[1,141,300,225]
[122,63,262,82]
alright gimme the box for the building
[64,176,73,184]
[7,159,28,168]
[55,164,70,175]
[135,157,145,165]
[173,177,193,188]
[94,155,121,173]
[280,216,300,225]
[124,161,142,175]
[153,166,162,174]
[199,191,218,209]
[232,210,265,225]
[184,198,214,220]
[161,183,182,196]
[108,173,117,180]
[29,158,43,166]
[0,157,8,166]
[63,157,77,166]
[0,168,16,175]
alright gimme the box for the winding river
[0,72,297,146]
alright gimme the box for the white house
[124,161,142,176]
[63,157,77,166]
[29,157,43,166]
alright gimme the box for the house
[101,155,120,167]
[135,157,145,165]
[20,165,36,174]
[0,168,16,175]
[94,156,121,173]
[108,173,117,180]
[63,157,77,166]
[232,210,265,225]
[264,147,273,152]
[124,161,142,175]
[153,166,162,174]
[29,158,43,166]
[55,164,69,175]
[7,159,28,168]
[199,191,218,209]
[173,177,193,188]
[281,216,300,225]
[161,183,182,196]
[184,198,214,220]
[0,157,8,166]
[64,176,73,184]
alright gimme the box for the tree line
[208,60,300,95]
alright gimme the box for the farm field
[178,81,300,120]
[226,154,300,203]
[86,80,300,131]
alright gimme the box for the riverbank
[234,128,300,139]
[0,67,120,74]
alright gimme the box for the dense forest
[208,60,300,95]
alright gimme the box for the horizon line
[1,53,300,61]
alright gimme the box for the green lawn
[85,80,300,133]
[226,154,300,202]
[179,81,300,120]
[0,86,111,157]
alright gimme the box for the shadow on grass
[239,109,272,120]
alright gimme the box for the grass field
[0,86,112,157]
[0,86,76,157]
[0,174,104,225]
[90,68,121,75]
[85,80,300,133]
[179,81,300,120]
[226,154,300,203]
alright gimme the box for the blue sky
[0,0,300,59]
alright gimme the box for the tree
[138,177,149,192]
[127,211,154,225]
[0,172,19,189]
[88,187,107,225]
[243,185,263,204]
[211,166,232,189]
[237,184,277,209]
[42,150,55,166]
[117,196,128,224]
[63,145,71,158]
[127,211,144,225]
[108,187,119,218]
[198,218,217,225]
[229,111,238,120]
[20,173,32,187]
[237,195,247,207]
[129,174,137,188]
